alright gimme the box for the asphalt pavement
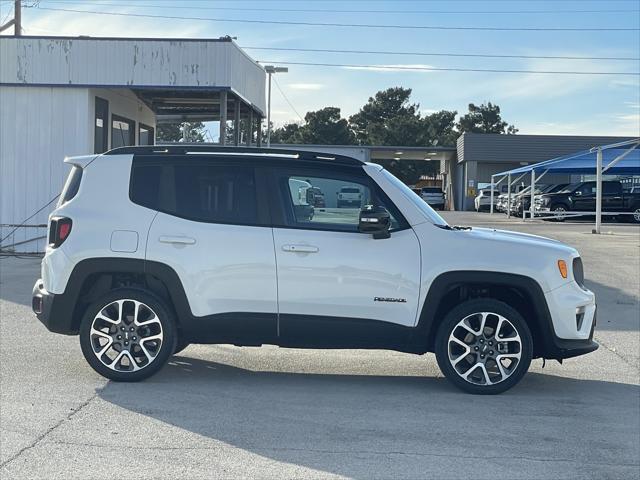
[0,212,638,479]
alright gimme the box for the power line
[29,0,640,15]
[272,77,304,122]
[257,60,640,76]
[30,6,640,32]
[244,46,640,62]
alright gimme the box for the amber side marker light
[558,260,568,279]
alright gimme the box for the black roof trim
[3,35,234,43]
[104,145,365,166]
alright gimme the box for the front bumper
[32,279,77,335]
[543,280,598,359]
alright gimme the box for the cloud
[342,64,435,73]
[20,8,206,38]
[287,83,324,91]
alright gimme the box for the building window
[139,123,155,146]
[111,114,135,148]
[94,97,109,154]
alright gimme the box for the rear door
[269,165,422,345]
[603,182,624,211]
[135,157,278,341]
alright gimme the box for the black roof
[104,145,365,166]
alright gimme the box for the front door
[269,167,422,346]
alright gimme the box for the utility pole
[264,65,288,147]
[0,0,21,35]
[14,0,21,36]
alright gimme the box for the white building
[0,35,266,252]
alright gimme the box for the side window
[130,161,258,225]
[279,174,401,232]
[173,165,257,224]
[603,182,620,194]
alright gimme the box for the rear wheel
[435,299,533,394]
[631,206,640,223]
[79,289,176,381]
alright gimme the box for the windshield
[422,188,442,194]
[341,187,360,193]
[380,169,448,226]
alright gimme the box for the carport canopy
[490,138,640,232]
[495,144,640,176]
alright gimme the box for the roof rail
[104,145,364,166]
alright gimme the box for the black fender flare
[415,271,558,357]
[46,257,192,334]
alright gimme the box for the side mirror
[359,205,391,239]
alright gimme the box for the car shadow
[98,355,640,479]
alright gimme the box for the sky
[1,0,639,138]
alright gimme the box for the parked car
[535,181,640,222]
[308,187,326,208]
[288,178,315,220]
[32,146,598,394]
[419,187,445,210]
[496,185,526,214]
[474,189,499,212]
[337,186,363,208]
[515,184,568,216]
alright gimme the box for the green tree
[457,102,518,134]
[349,87,420,145]
[270,107,355,145]
[269,122,302,144]
[157,122,207,142]
[423,110,458,146]
[298,107,356,145]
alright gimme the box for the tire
[79,288,177,382]
[631,206,640,224]
[435,298,533,395]
[550,204,568,222]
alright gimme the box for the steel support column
[256,115,262,146]
[595,148,603,234]
[507,173,512,218]
[233,98,241,146]
[246,109,254,146]
[219,91,227,146]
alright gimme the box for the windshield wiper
[435,224,472,231]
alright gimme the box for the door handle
[159,235,196,245]
[282,244,319,253]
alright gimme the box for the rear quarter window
[57,166,83,206]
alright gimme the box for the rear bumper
[32,279,77,335]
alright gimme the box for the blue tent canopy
[495,144,640,177]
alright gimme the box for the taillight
[48,217,73,248]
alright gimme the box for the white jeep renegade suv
[32,146,598,394]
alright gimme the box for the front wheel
[79,289,177,381]
[551,204,568,222]
[631,207,640,223]
[435,299,533,394]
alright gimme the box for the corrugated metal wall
[0,87,91,252]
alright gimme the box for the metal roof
[457,133,636,165]
[495,140,640,176]
[0,35,266,113]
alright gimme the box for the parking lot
[0,211,638,479]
